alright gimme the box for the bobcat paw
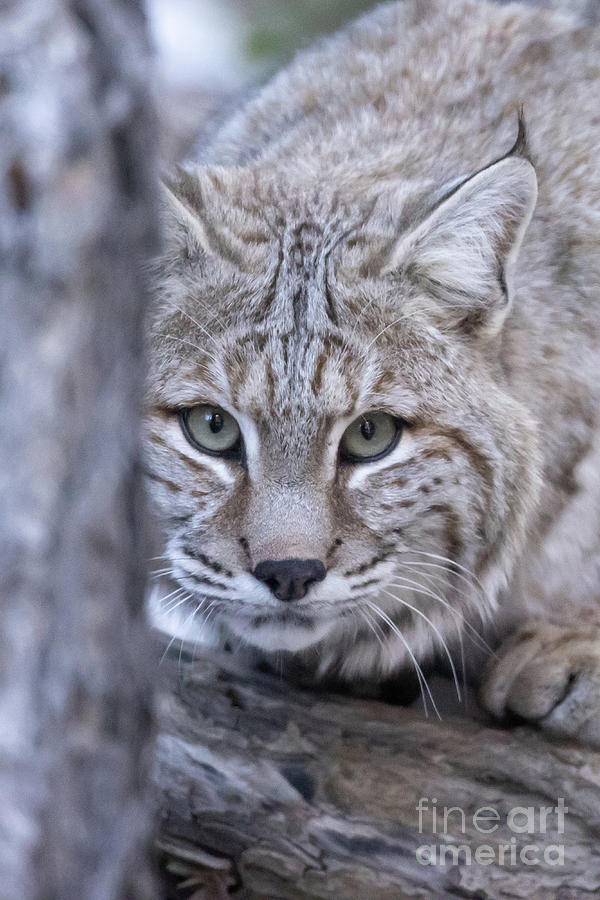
[480,620,600,746]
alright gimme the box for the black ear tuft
[507,106,530,162]
[384,121,538,337]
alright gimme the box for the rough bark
[154,648,600,899]
[0,2,159,898]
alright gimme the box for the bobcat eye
[339,411,401,463]
[179,405,242,458]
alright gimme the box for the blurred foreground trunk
[0,1,159,897]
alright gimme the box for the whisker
[458,620,468,712]
[361,610,429,718]
[202,602,220,635]
[163,334,212,357]
[380,587,461,702]
[397,565,496,657]
[153,556,219,563]
[393,565,473,614]
[159,596,192,665]
[398,549,488,599]
[160,595,187,616]
[159,584,187,604]
[358,607,386,651]
[364,602,431,717]
[171,305,219,348]
[360,605,430,714]
[396,558,485,609]
[150,567,177,578]
[365,600,441,719]
[349,294,376,341]
[396,565,475,694]
[388,573,495,658]
[162,593,193,615]
[191,599,219,666]
[360,313,412,358]
[179,603,203,673]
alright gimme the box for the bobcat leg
[480,615,600,746]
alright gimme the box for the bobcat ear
[384,153,537,334]
[160,168,213,261]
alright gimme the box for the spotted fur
[145,0,600,707]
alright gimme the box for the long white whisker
[159,595,193,666]
[458,620,468,713]
[162,593,193,615]
[159,584,187,605]
[202,601,220,632]
[349,294,376,340]
[393,565,478,620]
[161,595,188,616]
[191,599,219,666]
[365,600,441,719]
[380,587,461,702]
[164,334,212,357]
[153,556,215,564]
[398,549,487,597]
[400,565,495,657]
[396,558,484,608]
[360,606,430,715]
[179,603,202,673]
[388,573,494,658]
[395,567,475,693]
[365,603,431,717]
[360,313,412,358]
[358,607,386,651]
[391,566,495,652]
[171,305,219,348]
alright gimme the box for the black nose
[253,557,327,602]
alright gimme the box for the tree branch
[155,648,600,899]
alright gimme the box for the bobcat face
[145,151,541,679]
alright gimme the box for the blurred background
[149,0,383,160]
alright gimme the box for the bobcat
[145,0,600,742]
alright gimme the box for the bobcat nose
[253,557,327,602]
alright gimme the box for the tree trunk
[154,648,600,899]
[0,2,159,897]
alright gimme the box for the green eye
[180,405,242,458]
[339,411,401,463]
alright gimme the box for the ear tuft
[160,169,213,262]
[385,139,537,335]
[509,106,529,160]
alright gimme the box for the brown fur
[145,0,600,741]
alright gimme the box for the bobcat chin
[145,0,600,744]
